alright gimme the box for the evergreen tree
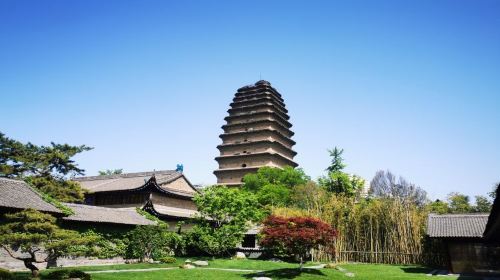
[0,209,96,277]
[325,147,346,173]
[0,132,91,202]
[319,147,365,197]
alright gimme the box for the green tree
[0,132,92,202]
[256,184,290,207]
[191,185,262,256]
[0,209,96,277]
[98,169,123,176]
[473,195,492,213]
[242,166,309,206]
[291,181,327,211]
[488,183,498,200]
[428,199,450,214]
[242,166,309,192]
[326,147,346,173]
[319,147,365,197]
[447,192,472,213]
[127,224,180,262]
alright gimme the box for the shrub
[0,268,13,280]
[160,256,177,263]
[44,269,91,280]
[260,215,337,268]
[127,225,182,262]
[68,270,91,280]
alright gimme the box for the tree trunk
[23,259,39,277]
[299,256,304,270]
[46,254,58,268]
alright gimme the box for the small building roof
[63,203,155,226]
[0,178,62,214]
[427,213,489,238]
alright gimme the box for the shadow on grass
[243,268,326,279]
[400,266,432,274]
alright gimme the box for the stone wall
[0,248,133,271]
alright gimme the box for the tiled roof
[0,178,62,214]
[63,203,155,226]
[74,170,182,193]
[149,204,198,219]
[427,214,489,238]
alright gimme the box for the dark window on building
[242,234,256,248]
[243,150,247,153]
[242,164,247,167]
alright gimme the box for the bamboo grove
[274,192,443,265]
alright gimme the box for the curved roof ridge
[75,170,178,181]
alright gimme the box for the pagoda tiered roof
[222,119,294,137]
[214,80,298,186]
[219,128,296,146]
[217,139,297,156]
[224,111,292,128]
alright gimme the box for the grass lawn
[12,259,485,280]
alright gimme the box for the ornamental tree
[0,209,97,277]
[259,215,337,268]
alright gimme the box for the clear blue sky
[1,0,499,201]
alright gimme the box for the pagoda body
[214,80,298,186]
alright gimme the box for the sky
[1,0,499,201]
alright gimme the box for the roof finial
[176,164,184,173]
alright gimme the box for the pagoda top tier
[237,80,273,92]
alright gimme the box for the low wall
[0,248,134,271]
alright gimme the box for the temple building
[75,170,199,229]
[214,80,298,186]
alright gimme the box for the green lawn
[12,259,485,280]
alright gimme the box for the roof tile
[427,214,489,238]
[0,178,61,214]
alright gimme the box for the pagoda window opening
[242,164,247,168]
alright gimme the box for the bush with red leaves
[259,215,337,267]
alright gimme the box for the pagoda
[214,80,298,186]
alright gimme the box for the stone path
[86,264,326,274]
[87,267,177,274]
[201,267,261,272]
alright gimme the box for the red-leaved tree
[259,215,337,268]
